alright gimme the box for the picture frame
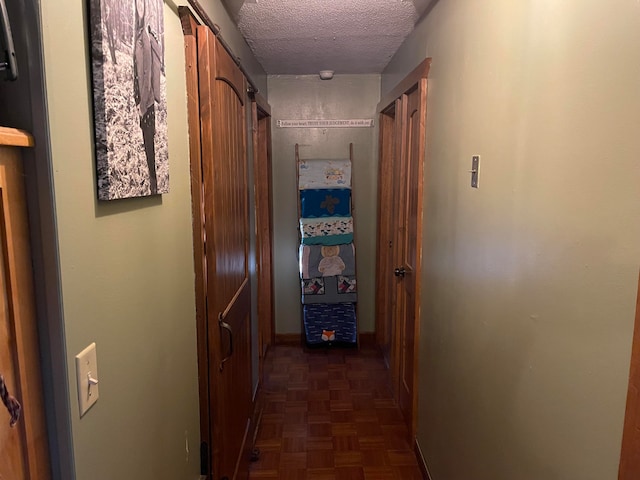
[88,0,169,200]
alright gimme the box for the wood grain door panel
[0,141,51,480]
[252,97,274,379]
[0,224,28,479]
[196,25,252,480]
[216,280,252,479]
[375,107,396,369]
[619,271,640,479]
[376,60,430,443]
[398,80,427,438]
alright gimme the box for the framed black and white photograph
[89,0,169,200]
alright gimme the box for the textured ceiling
[234,0,420,75]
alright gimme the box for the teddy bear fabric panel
[300,188,351,218]
[298,159,351,190]
[299,243,356,279]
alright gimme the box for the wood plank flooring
[250,345,424,479]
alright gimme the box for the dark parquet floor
[249,344,423,479]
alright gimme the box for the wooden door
[197,26,252,480]
[375,103,397,368]
[376,98,406,396]
[376,60,430,441]
[619,271,640,479]
[251,94,274,382]
[396,79,428,438]
[0,129,51,480]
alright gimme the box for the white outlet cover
[75,342,99,417]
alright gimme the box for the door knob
[394,267,406,278]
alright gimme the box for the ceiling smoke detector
[319,70,334,80]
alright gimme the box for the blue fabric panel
[303,303,357,345]
[300,188,351,218]
[301,234,354,246]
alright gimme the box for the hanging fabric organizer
[296,144,358,347]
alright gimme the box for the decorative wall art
[89,0,169,200]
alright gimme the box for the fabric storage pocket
[300,188,351,218]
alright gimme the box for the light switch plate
[471,155,480,188]
[75,342,99,417]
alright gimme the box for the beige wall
[383,1,640,479]
[39,0,265,478]
[268,75,380,334]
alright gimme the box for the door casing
[250,93,275,385]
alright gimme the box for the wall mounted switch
[470,155,480,188]
[75,342,99,417]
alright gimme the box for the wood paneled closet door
[182,13,253,479]
[199,26,252,480]
[376,59,431,442]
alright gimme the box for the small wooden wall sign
[277,119,374,128]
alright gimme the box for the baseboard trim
[250,383,264,448]
[359,332,375,347]
[414,438,432,480]
[275,333,301,345]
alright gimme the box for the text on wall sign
[277,119,374,128]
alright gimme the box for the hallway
[249,344,423,479]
